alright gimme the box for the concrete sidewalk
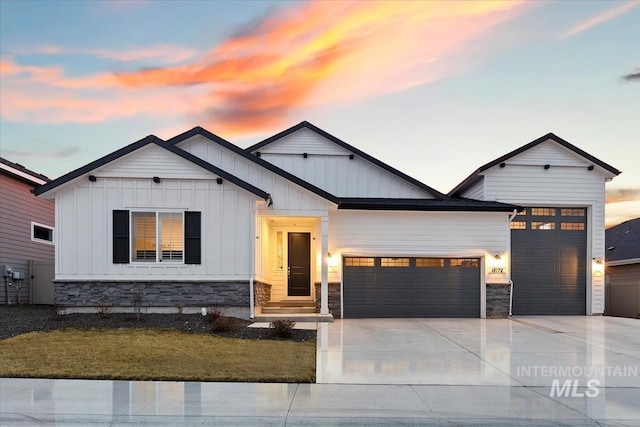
[2,378,639,426]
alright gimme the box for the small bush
[49,305,65,321]
[212,316,236,333]
[176,304,184,321]
[98,296,113,319]
[270,319,296,339]
[208,306,223,324]
[133,288,144,321]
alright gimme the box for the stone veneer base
[314,282,341,319]
[486,283,511,319]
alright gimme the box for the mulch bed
[0,305,315,342]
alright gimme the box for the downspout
[508,209,517,317]
[250,195,271,319]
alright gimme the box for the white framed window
[31,221,54,245]
[131,211,184,263]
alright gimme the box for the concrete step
[253,313,334,323]
[263,300,316,308]
[261,306,317,314]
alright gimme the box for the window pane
[160,213,183,261]
[516,208,527,216]
[344,257,374,267]
[381,258,409,267]
[561,222,585,230]
[510,221,526,230]
[416,258,444,268]
[450,258,479,268]
[33,225,53,241]
[531,208,556,216]
[532,221,555,230]
[561,208,585,217]
[132,212,156,261]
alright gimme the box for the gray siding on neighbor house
[606,264,640,319]
[0,173,55,304]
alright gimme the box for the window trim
[130,209,185,264]
[31,221,54,245]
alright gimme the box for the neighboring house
[0,157,55,304]
[605,218,640,319]
[34,122,620,319]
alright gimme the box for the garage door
[343,257,480,318]
[511,207,587,315]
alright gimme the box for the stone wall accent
[314,282,341,319]
[54,281,250,307]
[486,283,511,318]
[254,281,272,307]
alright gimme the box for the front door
[288,232,311,297]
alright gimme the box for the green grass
[0,328,316,382]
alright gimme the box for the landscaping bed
[0,305,315,341]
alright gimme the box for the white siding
[55,178,257,280]
[258,128,351,156]
[327,210,510,284]
[480,139,611,314]
[178,136,331,213]
[96,144,214,180]
[460,178,484,200]
[248,128,434,198]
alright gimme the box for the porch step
[261,306,317,314]
[263,300,316,308]
[254,313,334,323]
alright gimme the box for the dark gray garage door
[511,207,587,315]
[343,257,480,318]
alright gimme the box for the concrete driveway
[316,316,640,386]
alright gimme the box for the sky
[1,0,638,227]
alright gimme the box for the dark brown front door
[288,232,311,297]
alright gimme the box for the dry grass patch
[0,329,315,382]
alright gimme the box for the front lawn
[0,328,316,382]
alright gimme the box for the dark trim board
[449,132,621,197]
[246,121,448,200]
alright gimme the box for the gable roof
[246,121,448,200]
[448,132,622,197]
[606,218,640,265]
[338,198,521,212]
[166,126,340,204]
[33,135,271,201]
[0,157,51,186]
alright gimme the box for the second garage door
[343,257,480,318]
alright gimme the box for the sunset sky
[1,0,638,226]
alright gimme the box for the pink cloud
[22,44,198,63]
[1,1,529,135]
[562,1,638,38]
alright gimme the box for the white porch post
[320,215,329,315]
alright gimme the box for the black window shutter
[113,210,130,263]
[184,211,201,264]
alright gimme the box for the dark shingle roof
[606,218,640,263]
[246,121,448,200]
[0,157,51,185]
[337,198,521,212]
[449,133,621,197]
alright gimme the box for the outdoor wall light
[216,178,223,185]
[303,152,308,158]
[544,164,551,170]
[152,176,161,183]
[88,175,97,182]
[326,252,339,268]
[592,258,604,277]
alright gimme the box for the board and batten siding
[459,178,484,200]
[177,135,331,213]
[55,178,257,280]
[251,128,434,199]
[327,210,510,284]
[0,173,55,303]
[477,139,612,314]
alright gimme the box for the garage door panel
[512,207,586,315]
[343,257,479,318]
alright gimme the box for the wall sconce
[326,252,339,268]
[592,258,604,277]
[152,176,161,183]
[349,154,354,160]
[489,254,505,274]
[544,164,550,170]
[88,175,97,182]
[303,152,308,158]
[216,177,223,185]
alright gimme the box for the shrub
[49,305,65,321]
[133,288,144,321]
[98,296,113,319]
[212,316,236,333]
[270,319,296,339]
[207,306,223,324]
[176,304,184,321]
